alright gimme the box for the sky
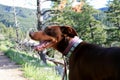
[0,0,109,9]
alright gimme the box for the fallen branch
[46,57,64,66]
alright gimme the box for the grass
[0,40,61,80]
[23,63,60,80]
[0,40,11,51]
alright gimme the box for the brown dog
[29,25,120,80]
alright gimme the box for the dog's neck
[55,36,82,57]
[63,36,82,57]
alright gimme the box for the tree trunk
[13,1,19,42]
[37,0,42,30]
[37,0,47,64]
[89,22,94,41]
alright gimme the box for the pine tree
[106,0,120,28]
[49,0,107,44]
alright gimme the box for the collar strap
[63,36,82,57]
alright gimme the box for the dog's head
[29,25,78,52]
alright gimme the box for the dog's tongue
[34,41,48,51]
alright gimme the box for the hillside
[99,7,108,12]
[0,4,37,31]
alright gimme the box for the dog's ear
[60,26,78,37]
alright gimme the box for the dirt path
[0,51,28,80]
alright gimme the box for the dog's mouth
[34,40,56,51]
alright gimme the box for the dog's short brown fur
[29,25,120,80]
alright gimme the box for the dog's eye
[44,28,56,37]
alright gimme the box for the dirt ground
[0,51,28,80]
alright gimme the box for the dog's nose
[29,28,38,38]
[29,31,34,37]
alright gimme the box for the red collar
[63,36,82,57]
